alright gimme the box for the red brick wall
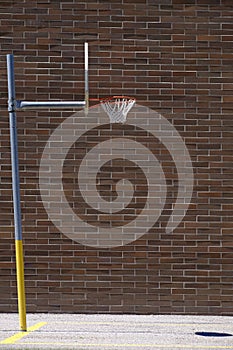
[0,0,233,314]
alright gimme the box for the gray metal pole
[84,42,89,115]
[7,54,23,241]
[17,100,85,109]
[7,54,27,331]
[6,50,88,330]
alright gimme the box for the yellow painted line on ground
[0,322,47,345]
[21,342,233,349]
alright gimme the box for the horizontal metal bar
[16,100,86,110]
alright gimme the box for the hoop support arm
[16,100,85,110]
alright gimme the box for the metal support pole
[7,54,27,332]
[6,49,88,331]
[16,100,85,110]
[84,42,89,115]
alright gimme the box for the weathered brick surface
[0,0,233,314]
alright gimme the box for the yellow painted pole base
[15,240,27,331]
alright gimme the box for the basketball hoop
[100,96,136,123]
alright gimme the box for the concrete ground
[0,313,233,350]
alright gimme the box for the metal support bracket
[8,98,18,112]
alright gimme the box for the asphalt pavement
[0,313,233,349]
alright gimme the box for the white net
[101,96,135,123]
